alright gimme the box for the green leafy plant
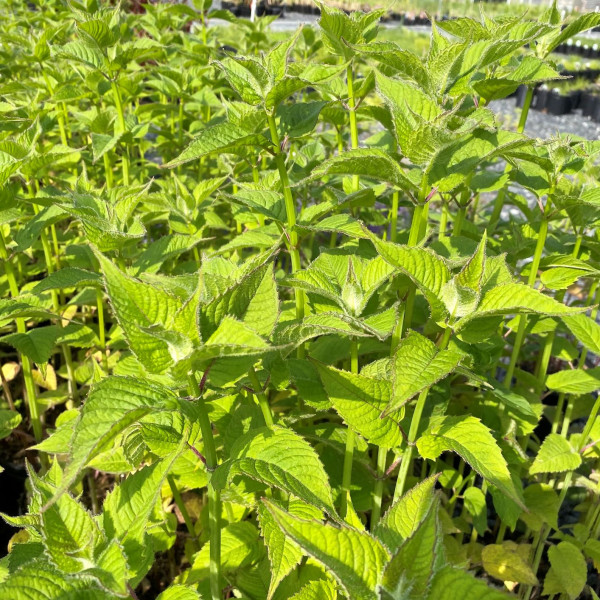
[2,1,600,599]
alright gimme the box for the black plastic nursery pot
[546,91,572,115]
[515,85,529,107]
[581,92,600,117]
[569,90,582,110]
[533,88,549,111]
[592,100,600,122]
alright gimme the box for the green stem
[111,79,129,186]
[439,202,449,239]
[188,372,221,600]
[252,165,265,227]
[346,64,359,192]
[31,194,78,404]
[394,388,426,502]
[390,191,399,243]
[103,151,114,190]
[168,474,199,553]
[42,70,68,146]
[178,98,184,148]
[0,230,44,446]
[96,288,109,371]
[551,393,566,434]
[248,367,273,427]
[487,86,534,234]
[403,197,428,334]
[517,87,534,133]
[394,327,452,501]
[201,11,208,45]
[266,113,304,356]
[503,203,550,388]
[340,338,359,519]
[453,206,466,236]
[417,201,430,242]
[534,234,582,393]
[371,447,387,529]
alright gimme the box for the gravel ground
[490,97,600,140]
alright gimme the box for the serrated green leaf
[264,499,389,600]
[545,13,600,53]
[530,433,582,475]
[564,313,600,355]
[274,312,388,348]
[1,326,60,367]
[277,101,327,139]
[457,282,585,330]
[165,122,268,167]
[258,499,322,599]
[103,451,183,583]
[55,40,105,70]
[32,268,101,293]
[374,474,438,550]
[365,230,451,320]
[196,315,271,360]
[387,331,464,415]
[546,367,600,395]
[200,255,279,338]
[315,363,401,448]
[48,377,178,509]
[0,559,113,600]
[289,578,337,600]
[303,149,417,195]
[91,133,120,162]
[417,415,523,506]
[212,426,336,516]
[379,497,445,598]
[38,487,99,573]
[156,585,201,600]
[96,250,186,373]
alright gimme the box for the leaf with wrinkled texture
[315,362,401,448]
[264,499,389,600]
[387,331,464,415]
[417,415,523,505]
[212,426,336,516]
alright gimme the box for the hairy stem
[266,113,305,358]
[390,191,399,243]
[340,337,359,519]
[371,446,388,528]
[394,327,452,501]
[188,372,221,600]
[111,79,130,186]
[248,367,274,427]
[346,64,359,192]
